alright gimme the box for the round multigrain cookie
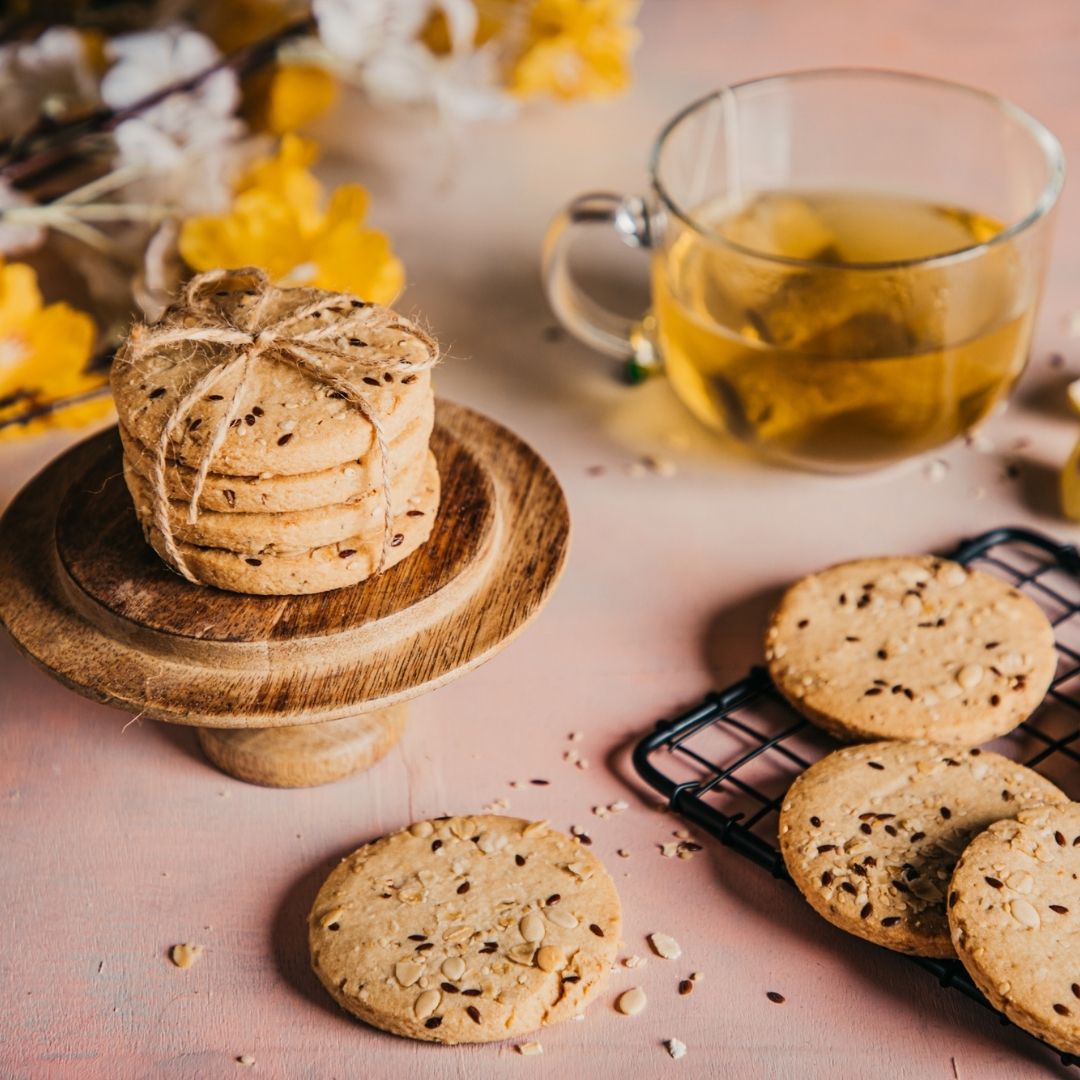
[111,282,437,476]
[766,555,1056,744]
[139,453,439,594]
[949,802,1080,1057]
[308,815,622,1045]
[122,446,428,556]
[778,742,1066,957]
[117,393,434,513]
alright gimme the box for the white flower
[118,124,257,218]
[363,42,514,121]
[313,0,436,64]
[112,112,246,214]
[102,26,238,115]
[315,0,514,121]
[0,27,101,140]
[0,181,45,256]
[102,26,243,186]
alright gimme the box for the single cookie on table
[117,395,434,514]
[111,282,436,477]
[766,555,1057,745]
[778,741,1066,957]
[139,453,439,595]
[122,447,428,556]
[949,802,1080,1057]
[308,815,622,1045]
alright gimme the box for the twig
[41,215,128,259]
[10,202,169,223]
[55,163,147,205]
[0,387,32,410]
[0,379,112,433]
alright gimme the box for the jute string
[121,267,438,585]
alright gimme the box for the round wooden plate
[0,400,569,785]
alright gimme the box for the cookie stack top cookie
[110,267,441,595]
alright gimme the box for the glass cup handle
[542,192,658,370]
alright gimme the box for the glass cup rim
[648,67,1066,272]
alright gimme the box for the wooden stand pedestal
[0,401,568,787]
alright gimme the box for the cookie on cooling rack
[308,815,621,1044]
[766,555,1057,745]
[949,801,1080,1057]
[778,741,1067,957]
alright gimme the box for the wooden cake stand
[0,400,569,788]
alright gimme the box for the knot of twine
[123,267,439,585]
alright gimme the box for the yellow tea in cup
[655,190,1028,470]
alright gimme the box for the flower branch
[0,15,315,188]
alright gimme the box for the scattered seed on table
[648,933,682,960]
[170,944,204,969]
[665,1038,687,1060]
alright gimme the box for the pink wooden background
[4,1,1080,1077]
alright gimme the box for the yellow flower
[264,64,339,133]
[420,9,457,56]
[244,63,339,134]
[178,135,405,303]
[1061,380,1080,521]
[510,0,640,100]
[79,29,111,76]
[422,1,509,54]
[0,258,108,442]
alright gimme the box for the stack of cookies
[767,555,1080,1055]
[110,269,440,596]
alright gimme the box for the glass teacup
[543,70,1064,472]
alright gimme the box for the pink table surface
[5,2,1080,1077]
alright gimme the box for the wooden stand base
[0,400,568,787]
[195,705,407,788]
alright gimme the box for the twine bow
[121,267,439,585]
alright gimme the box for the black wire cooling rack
[632,526,1080,1070]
